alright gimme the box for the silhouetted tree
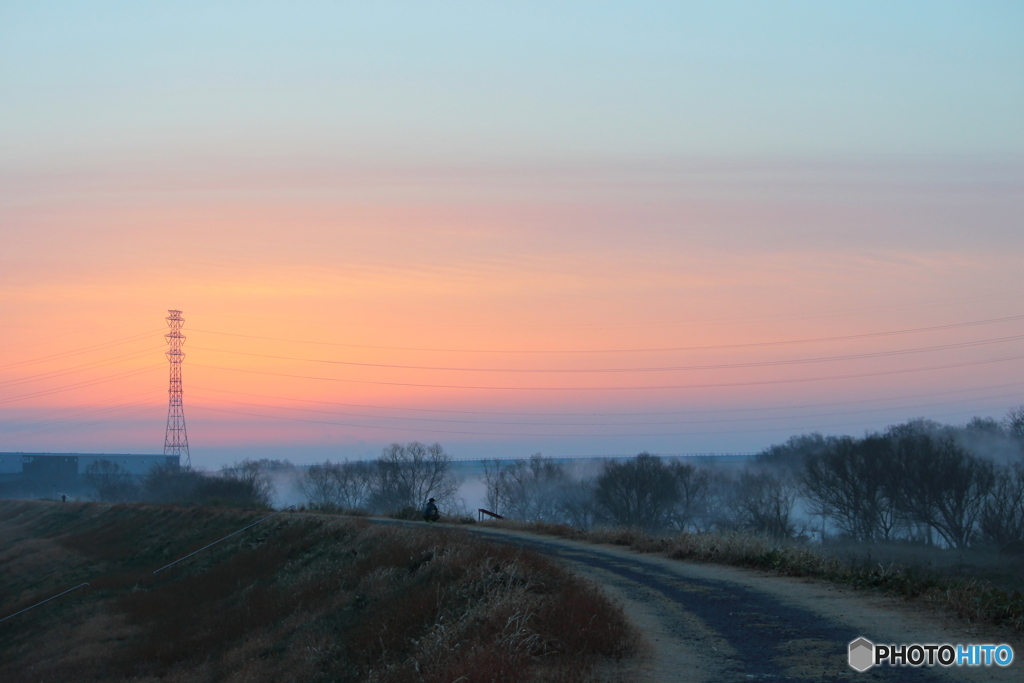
[141,461,272,509]
[979,462,1024,546]
[213,459,274,508]
[595,453,680,531]
[484,454,567,522]
[756,433,835,472]
[802,435,901,541]
[553,478,601,529]
[727,470,797,538]
[666,463,710,531]
[481,459,505,514]
[143,463,206,503]
[84,459,137,502]
[371,442,461,513]
[890,431,995,548]
[1005,406,1024,452]
[299,461,373,510]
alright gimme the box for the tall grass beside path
[496,520,1024,635]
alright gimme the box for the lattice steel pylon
[163,309,190,466]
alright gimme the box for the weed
[0,501,639,682]
[488,519,1024,634]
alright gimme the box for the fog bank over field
[281,409,1024,547]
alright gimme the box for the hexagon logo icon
[848,637,874,672]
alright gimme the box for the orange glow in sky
[2,5,1023,466]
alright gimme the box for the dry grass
[0,501,639,683]
[488,520,1024,634]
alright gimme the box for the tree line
[83,407,1024,550]
[297,408,1024,550]
[84,458,280,509]
[297,441,462,515]
[797,416,1024,548]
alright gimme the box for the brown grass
[485,519,1024,635]
[0,501,639,683]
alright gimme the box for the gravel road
[422,523,1021,683]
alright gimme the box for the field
[0,501,639,683]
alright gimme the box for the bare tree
[802,435,901,541]
[553,478,601,529]
[727,470,797,539]
[595,453,681,531]
[481,459,505,514]
[298,461,373,510]
[84,459,136,502]
[979,462,1024,546]
[332,461,374,509]
[756,433,835,472]
[1005,406,1024,452]
[666,463,709,531]
[695,469,738,532]
[219,460,274,507]
[299,461,341,509]
[142,462,205,503]
[892,433,995,548]
[182,459,275,509]
[485,454,567,522]
[371,442,461,513]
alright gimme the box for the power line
[195,400,1018,440]
[188,312,1024,354]
[0,365,165,406]
[189,388,1024,429]
[188,332,1024,373]
[0,330,163,370]
[0,405,163,440]
[197,291,1016,331]
[0,348,164,389]
[190,379,1024,417]
[190,352,1024,391]
[0,394,160,434]
[0,389,156,430]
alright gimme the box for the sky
[2,2,1023,467]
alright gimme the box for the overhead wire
[0,390,160,434]
[190,379,1024,417]
[199,290,1016,331]
[6,309,1023,445]
[1,404,164,440]
[189,352,1024,391]
[188,312,1024,354]
[0,348,165,389]
[188,388,1024,429]
[195,400,1017,439]
[0,365,165,406]
[188,332,1024,373]
[0,330,164,370]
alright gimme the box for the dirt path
[370,519,1020,682]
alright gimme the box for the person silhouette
[422,498,439,522]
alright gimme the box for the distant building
[0,452,179,499]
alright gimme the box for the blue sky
[2,2,1023,464]
[3,2,1022,168]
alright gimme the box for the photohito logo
[848,638,1014,671]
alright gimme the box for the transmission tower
[163,309,190,466]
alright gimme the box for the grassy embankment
[0,501,638,683]
[496,521,1024,634]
